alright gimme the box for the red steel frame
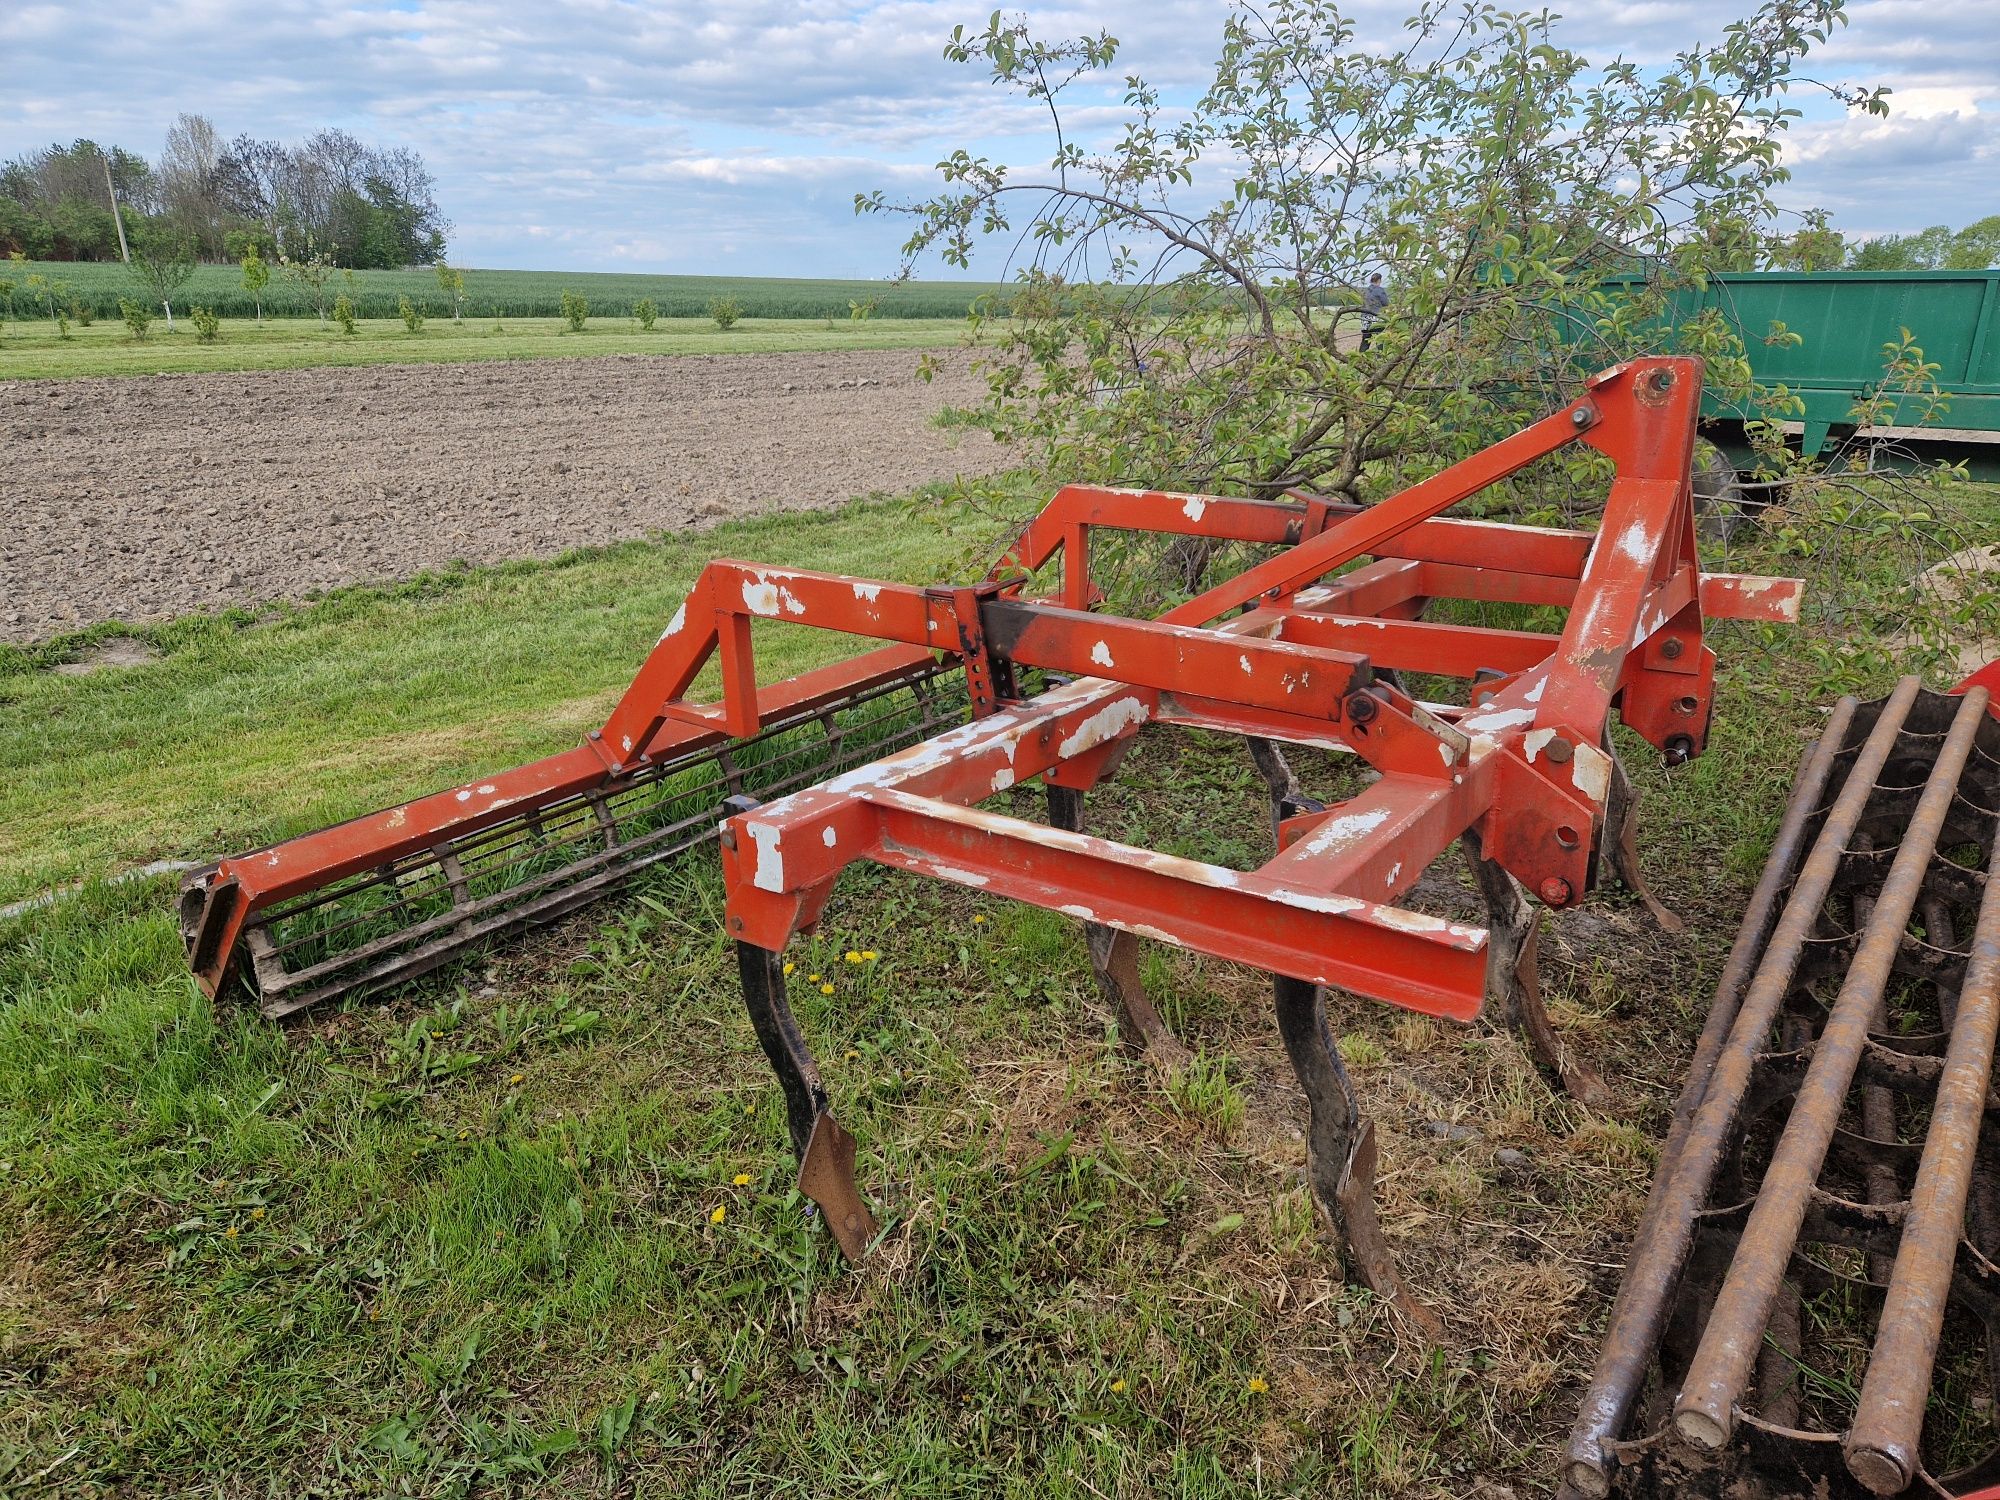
[710,357,1798,1017]
[186,355,1801,1017]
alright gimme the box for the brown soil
[1,349,1004,643]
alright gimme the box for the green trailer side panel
[1601,270,2000,462]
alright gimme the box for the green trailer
[1652,269,2000,481]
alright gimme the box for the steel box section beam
[862,789,1490,1021]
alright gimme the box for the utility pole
[104,153,131,263]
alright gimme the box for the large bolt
[1539,877,1573,906]
[1345,691,1379,725]
[1571,406,1591,427]
[1660,637,1684,659]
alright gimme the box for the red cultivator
[181,356,1801,1310]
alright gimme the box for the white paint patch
[1302,807,1391,855]
[747,822,785,893]
[821,826,838,848]
[1462,705,1535,734]
[658,603,687,643]
[1240,654,1254,675]
[1056,696,1151,758]
[1438,740,1456,768]
[1523,727,1558,763]
[1524,676,1546,703]
[990,766,1014,794]
[455,790,472,802]
[852,581,883,602]
[1369,906,1456,936]
[623,736,634,752]
[1385,861,1402,887]
[915,860,991,888]
[1616,520,1651,565]
[741,573,806,617]
[1269,889,1366,915]
[1182,495,1209,522]
[1059,903,1100,922]
[1571,742,1612,804]
[1091,639,1115,669]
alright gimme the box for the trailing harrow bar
[1563,678,2000,1498]
[181,356,1803,1316]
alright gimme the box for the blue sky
[5,0,1995,277]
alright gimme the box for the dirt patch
[1,348,1004,643]
[51,637,162,675]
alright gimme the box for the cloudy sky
[5,0,1995,277]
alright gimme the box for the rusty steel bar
[1565,677,2000,1498]
[1846,810,2000,1493]
[1563,679,1921,1497]
[1561,694,1860,1491]
[1672,686,1991,1451]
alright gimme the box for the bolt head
[1661,637,1684,659]
[1571,407,1590,427]
[1539,877,1572,906]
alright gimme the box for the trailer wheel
[1692,443,1747,548]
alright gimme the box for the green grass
[2,261,1015,321]
[2,480,1995,1496]
[0,312,969,381]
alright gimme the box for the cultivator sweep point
[181,356,1802,1312]
[1564,678,2000,1498]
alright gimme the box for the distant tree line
[1750,211,2000,273]
[0,113,448,268]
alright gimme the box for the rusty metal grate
[187,663,965,1018]
[1564,678,2000,1498]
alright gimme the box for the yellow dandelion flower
[509,1073,524,1085]
[1247,1376,1269,1395]
[1110,1378,1127,1394]
[972,914,987,925]
[844,1048,859,1061]
[820,983,835,995]
[709,1205,727,1225]
[845,950,862,963]
[733,1173,751,1186]
[223,1225,239,1239]
[743,1103,755,1115]
[863,950,878,961]
[250,1207,266,1221]
[808,973,821,982]
[458,1129,471,1140]
[783,961,795,976]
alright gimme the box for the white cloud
[2,0,1994,273]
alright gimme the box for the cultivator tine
[1461,827,1610,1106]
[1563,678,2000,1498]
[1044,782,1192,1070]
[1602,738,1684,934]
[737,940,878,1260]
[1273,973,1443,1338]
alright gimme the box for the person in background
[1359,271,1388,351]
